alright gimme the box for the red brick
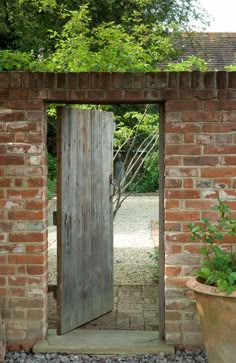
[165,123,201,133]
[0,200,24,209]
[27,178,46,188]
[7,101,43,110]
[166,232,191,243]
[166,112,182,123]
[7,189,42,199]
[201,167,236,178]
[179,72,191,88]
[185,200,216,210]
[8,276,41,286]
[9,232,46,243]
[0,111,25,122]
[165,223,181,232]
[201,210,219,221]
[0,277,6,285]
[191,71,203,88]
[165,210,200,221]
[183,179,194,188]
[0,266,15,275]
[166,168,198,177]
[204,145,236,155]
[165,190,200,199]
[8,255,45,265]
[228,72,236,88]
[0,178,12,187]
[25,200,46,210]
[7,166,42,177]
[217,71,228,89]
[165,134,183,144]
[183,156,219,166]
[26,244,46,254]
[184,134,194,143]
[27,265,45,275]
[26,134,45,143]
[166,145,201,156]
[166,101,202,112]
[8,210,44,220]
[204,72,216,88]
[183,111,220,122]
[15,133,26,142]
[7,122,38,132]
[222,111,236,121]
[0,133,15,142]
[184,245,201,254]
[214,178,232,189]
[165,267,182,276]
[0,155,24,165]
[203,123,236,133]
[165,200,180,209]
[124,90,144,101]
[196,89,217,99]
[0,256,6,264]
[166,277,189,288]
[104,90,123,101]
[165,179,182,188]
[165,244,182,253]
[165,156,182,166]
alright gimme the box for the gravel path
[48,195,160,285]
[5,350,208,362]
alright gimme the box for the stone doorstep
[34,329,174,355]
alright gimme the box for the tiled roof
[173,32,236,70]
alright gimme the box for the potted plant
[187,198,236,363]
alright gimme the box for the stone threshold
[34,329,174,355]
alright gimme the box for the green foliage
[188,198,236,295]
[224,65,236,71]
[0,0,209,54]
[148,246,159,283]
[0,50,33,70]
[47,152,57,199]
[165,55,208,71]
[127,152,159,193]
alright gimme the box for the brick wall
[0,71,236,350]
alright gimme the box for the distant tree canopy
[0,0,209,63]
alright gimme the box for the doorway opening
[46,102,165,337]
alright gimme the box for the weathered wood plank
[101,112,113,313]
[91,111,103,316]
[57,108,113,334]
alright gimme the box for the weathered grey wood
[57,108,113,335]
[101,113,114,313]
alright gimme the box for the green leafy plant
[148,246,159,283]
[188,198,236,295]
[47,152,57,199]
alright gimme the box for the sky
[199,0,236,32]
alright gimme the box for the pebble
[5,351,208,363]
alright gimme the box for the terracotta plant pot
[187,277,236,363]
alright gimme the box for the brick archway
[0,71,236,350]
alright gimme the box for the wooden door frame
[50,101,165,339]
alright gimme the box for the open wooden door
[57,107,113,335]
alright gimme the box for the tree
[0,0,209,54]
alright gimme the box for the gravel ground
[5,350,208,363]
[48,195,160,285]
